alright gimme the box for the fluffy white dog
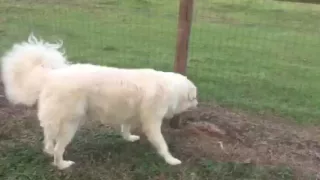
[1,34,198,170]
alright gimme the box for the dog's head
[178,78,198,113]
[162,72,198,119]
[170,75,198,116]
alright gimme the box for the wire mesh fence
[0,0,320,122]
[189,0,320,122]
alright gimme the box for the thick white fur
[1,34,69,106]
[1,35,198,170]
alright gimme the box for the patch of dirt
[166,104,320,177]
[0,83,38,145]
[0,79,319,177]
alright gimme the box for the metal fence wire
[0,0,320,122]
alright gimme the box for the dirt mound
[167,104,320,176]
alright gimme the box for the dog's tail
[1,33,69,106]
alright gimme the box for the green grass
[0,129,297,180]
[190,0,320,124]
[0,0,320,123]
[0,0,319,179]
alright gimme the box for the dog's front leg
[142,119,181,165]
[121,124,140,142]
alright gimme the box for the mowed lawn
[0,0,320,179]
[0,0,320,123]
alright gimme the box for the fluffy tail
[1,33,69,106]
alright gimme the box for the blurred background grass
[0,0,319,124]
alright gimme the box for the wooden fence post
[170,0,194,129]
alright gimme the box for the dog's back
[41,65,170,125]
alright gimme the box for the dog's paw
[54,160,75,170]
[165,157,182,165]
[125,135,140,142]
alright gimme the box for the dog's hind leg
[39,112,80,169]
[43,126,56,156]
[142,117,181,165]
[53,119,80,170]
[38,101,65,158]
[121,124,140,142]
[38,86,87,170]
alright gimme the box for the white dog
[1,34,198,170]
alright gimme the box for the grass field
[0,0,320,123]
[0,0,320,179]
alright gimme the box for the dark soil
[167,105,320,177]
